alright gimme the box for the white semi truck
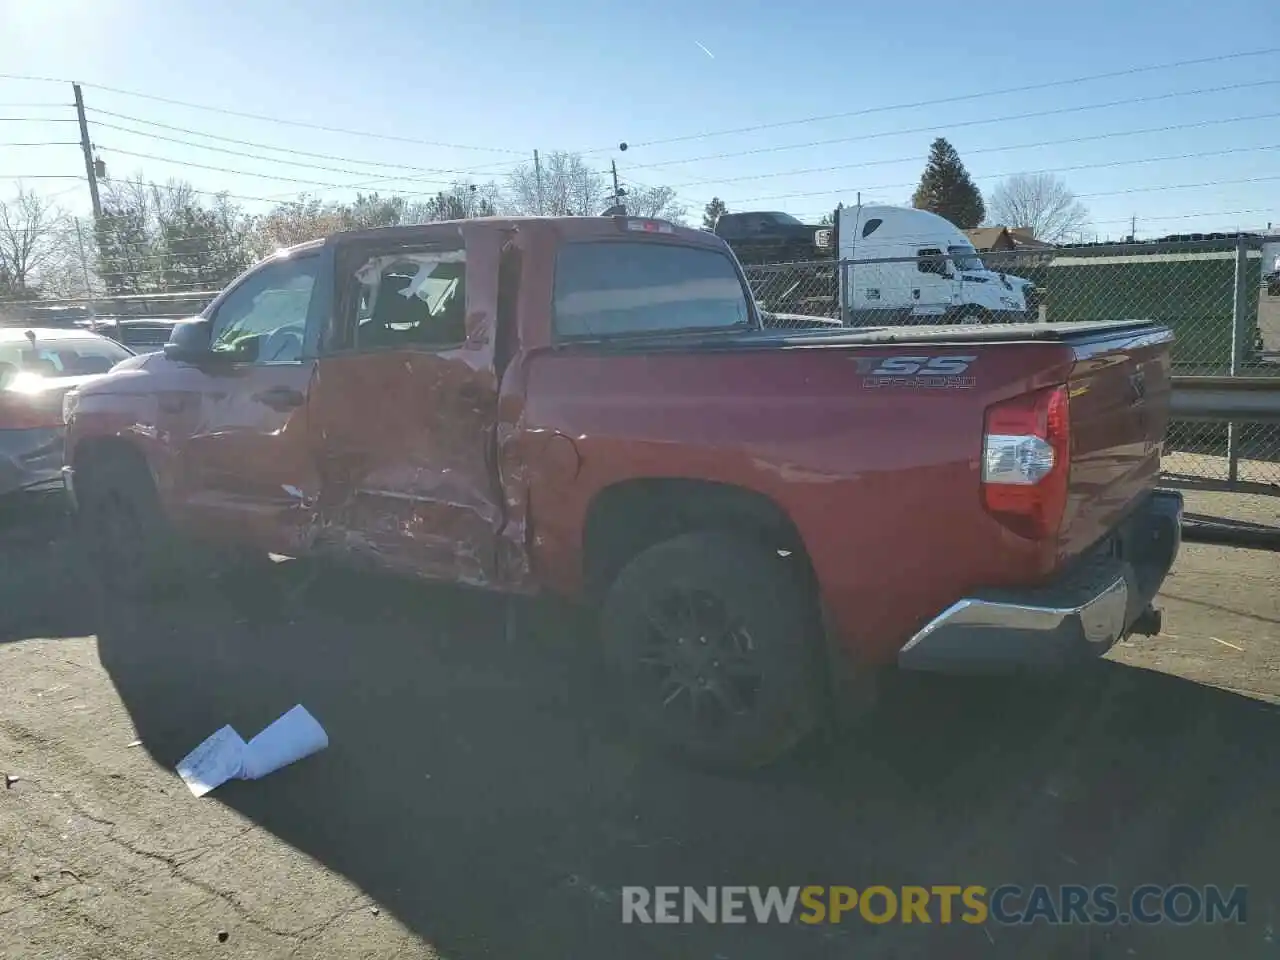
[824,205,1037,324]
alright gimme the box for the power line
[44,183,88,199]
[729,144,1280,205]
[0,117,78,122]
[1076,175,1280,201]
[608,47,1280,151]
[0,72,67,84]
[87,110,523,179]
[82,82,528,155]
[0,141,80,147]
[624,79,1280,172]
[0,174,85,180]
[667,111,1280,188]
[0,102,73,108]
[96,145,465,190]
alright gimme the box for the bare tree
[505,151,609,216]
[0,185,68,297]
[403,181,503,224]
[987,173,1090,243]
[620,183,688,224]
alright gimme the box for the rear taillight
[981,384,1070,540]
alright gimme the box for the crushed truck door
[306,226,512,586]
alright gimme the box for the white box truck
[827,205,1036,324]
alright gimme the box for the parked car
[62,216,1181,769]
[0,328,133,497]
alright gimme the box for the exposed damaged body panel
[302,223,524,587]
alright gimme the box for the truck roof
[276,216,720,258]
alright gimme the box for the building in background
[964,226,1056,253]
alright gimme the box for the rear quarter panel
[520,339,1078,663]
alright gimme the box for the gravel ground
[1,492,1279,959]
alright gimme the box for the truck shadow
[83,563,1280,959]
[0,490,99,643]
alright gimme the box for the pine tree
[911,138,985,228]
[702,197,728,231]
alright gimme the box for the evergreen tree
[702,197,728,230]
[911,138,985,228]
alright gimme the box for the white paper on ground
[240,704,329,781]
[176,725,247,798]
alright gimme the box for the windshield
[948,245,986,272]
[767,212,804,226]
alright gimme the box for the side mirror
[163,319,215,363]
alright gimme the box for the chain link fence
[742,238,1280,493]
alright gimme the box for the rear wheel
[601,532,828,771]
[77,452,186,598]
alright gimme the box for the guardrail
[1170,376,1280,423]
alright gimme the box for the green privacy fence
[983,244,1265,374]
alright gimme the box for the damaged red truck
[62,216,1181,769]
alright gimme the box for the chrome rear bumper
[898,489,1182,674]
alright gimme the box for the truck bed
[528,316,1173,664]
[565,318,1161,352]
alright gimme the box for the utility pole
[72,83,102,221]
[533,150,544,215]
[73,218,93,293]
[610,160,626,212]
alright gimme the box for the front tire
[601,532,828,771]
[77,453,185,599]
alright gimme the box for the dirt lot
[2,492,1279,959]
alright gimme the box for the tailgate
[1058,326,1174,562]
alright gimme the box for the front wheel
[76,453,185,599]
[601,532,828,771]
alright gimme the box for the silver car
[0,328,134,497]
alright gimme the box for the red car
[0,328,133,497]
[63,217,1180,769]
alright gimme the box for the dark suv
[713,211,826,265]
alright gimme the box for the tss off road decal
[854,355,977,389]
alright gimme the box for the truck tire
[601,532,827,771]
[77,452,185,599]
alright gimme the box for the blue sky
[1,0,1277,238]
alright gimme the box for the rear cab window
[553,241,753,341]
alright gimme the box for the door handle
[253,386,305,411]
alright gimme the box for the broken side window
[353,251,467,351]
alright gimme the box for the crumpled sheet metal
[278,462,508,589]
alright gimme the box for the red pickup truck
[62,215,1181,769]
